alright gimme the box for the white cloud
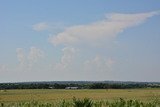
[84,56,115,72]
[49,11,159,46]
[32,22,49,31]
[32,22,66,33]
[28,47,44,63]
[53,47,77,72]
[16,47,44,71]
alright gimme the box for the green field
[0,89,160,107]
[0,88,160,103]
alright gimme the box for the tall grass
[73,97,93,107]
[0,97,160,107]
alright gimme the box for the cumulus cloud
[16,47,44,70]
[49,11,159,46]
[84,56,115,72]
[32,22,66,33]
[28,47,44,63]
[53,47,77,72]
[32,22,49,31]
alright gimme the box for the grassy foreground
[0,97,160,107]
[0,88,160,107]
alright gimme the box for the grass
[0,88,160,102]
[0,88,160,106]
[0,97,160,107]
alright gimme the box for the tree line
[0,82,159,89]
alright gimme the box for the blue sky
[0,0,160,82]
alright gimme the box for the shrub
[73,97,93,107]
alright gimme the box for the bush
[73,97,93,107]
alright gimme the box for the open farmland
[0,89,160,107]
[0,88,160,103]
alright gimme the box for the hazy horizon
[1,80,160,84]
[0,0,160,82]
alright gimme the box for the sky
[0,0,160,82]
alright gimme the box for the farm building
[65,87,79,89]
